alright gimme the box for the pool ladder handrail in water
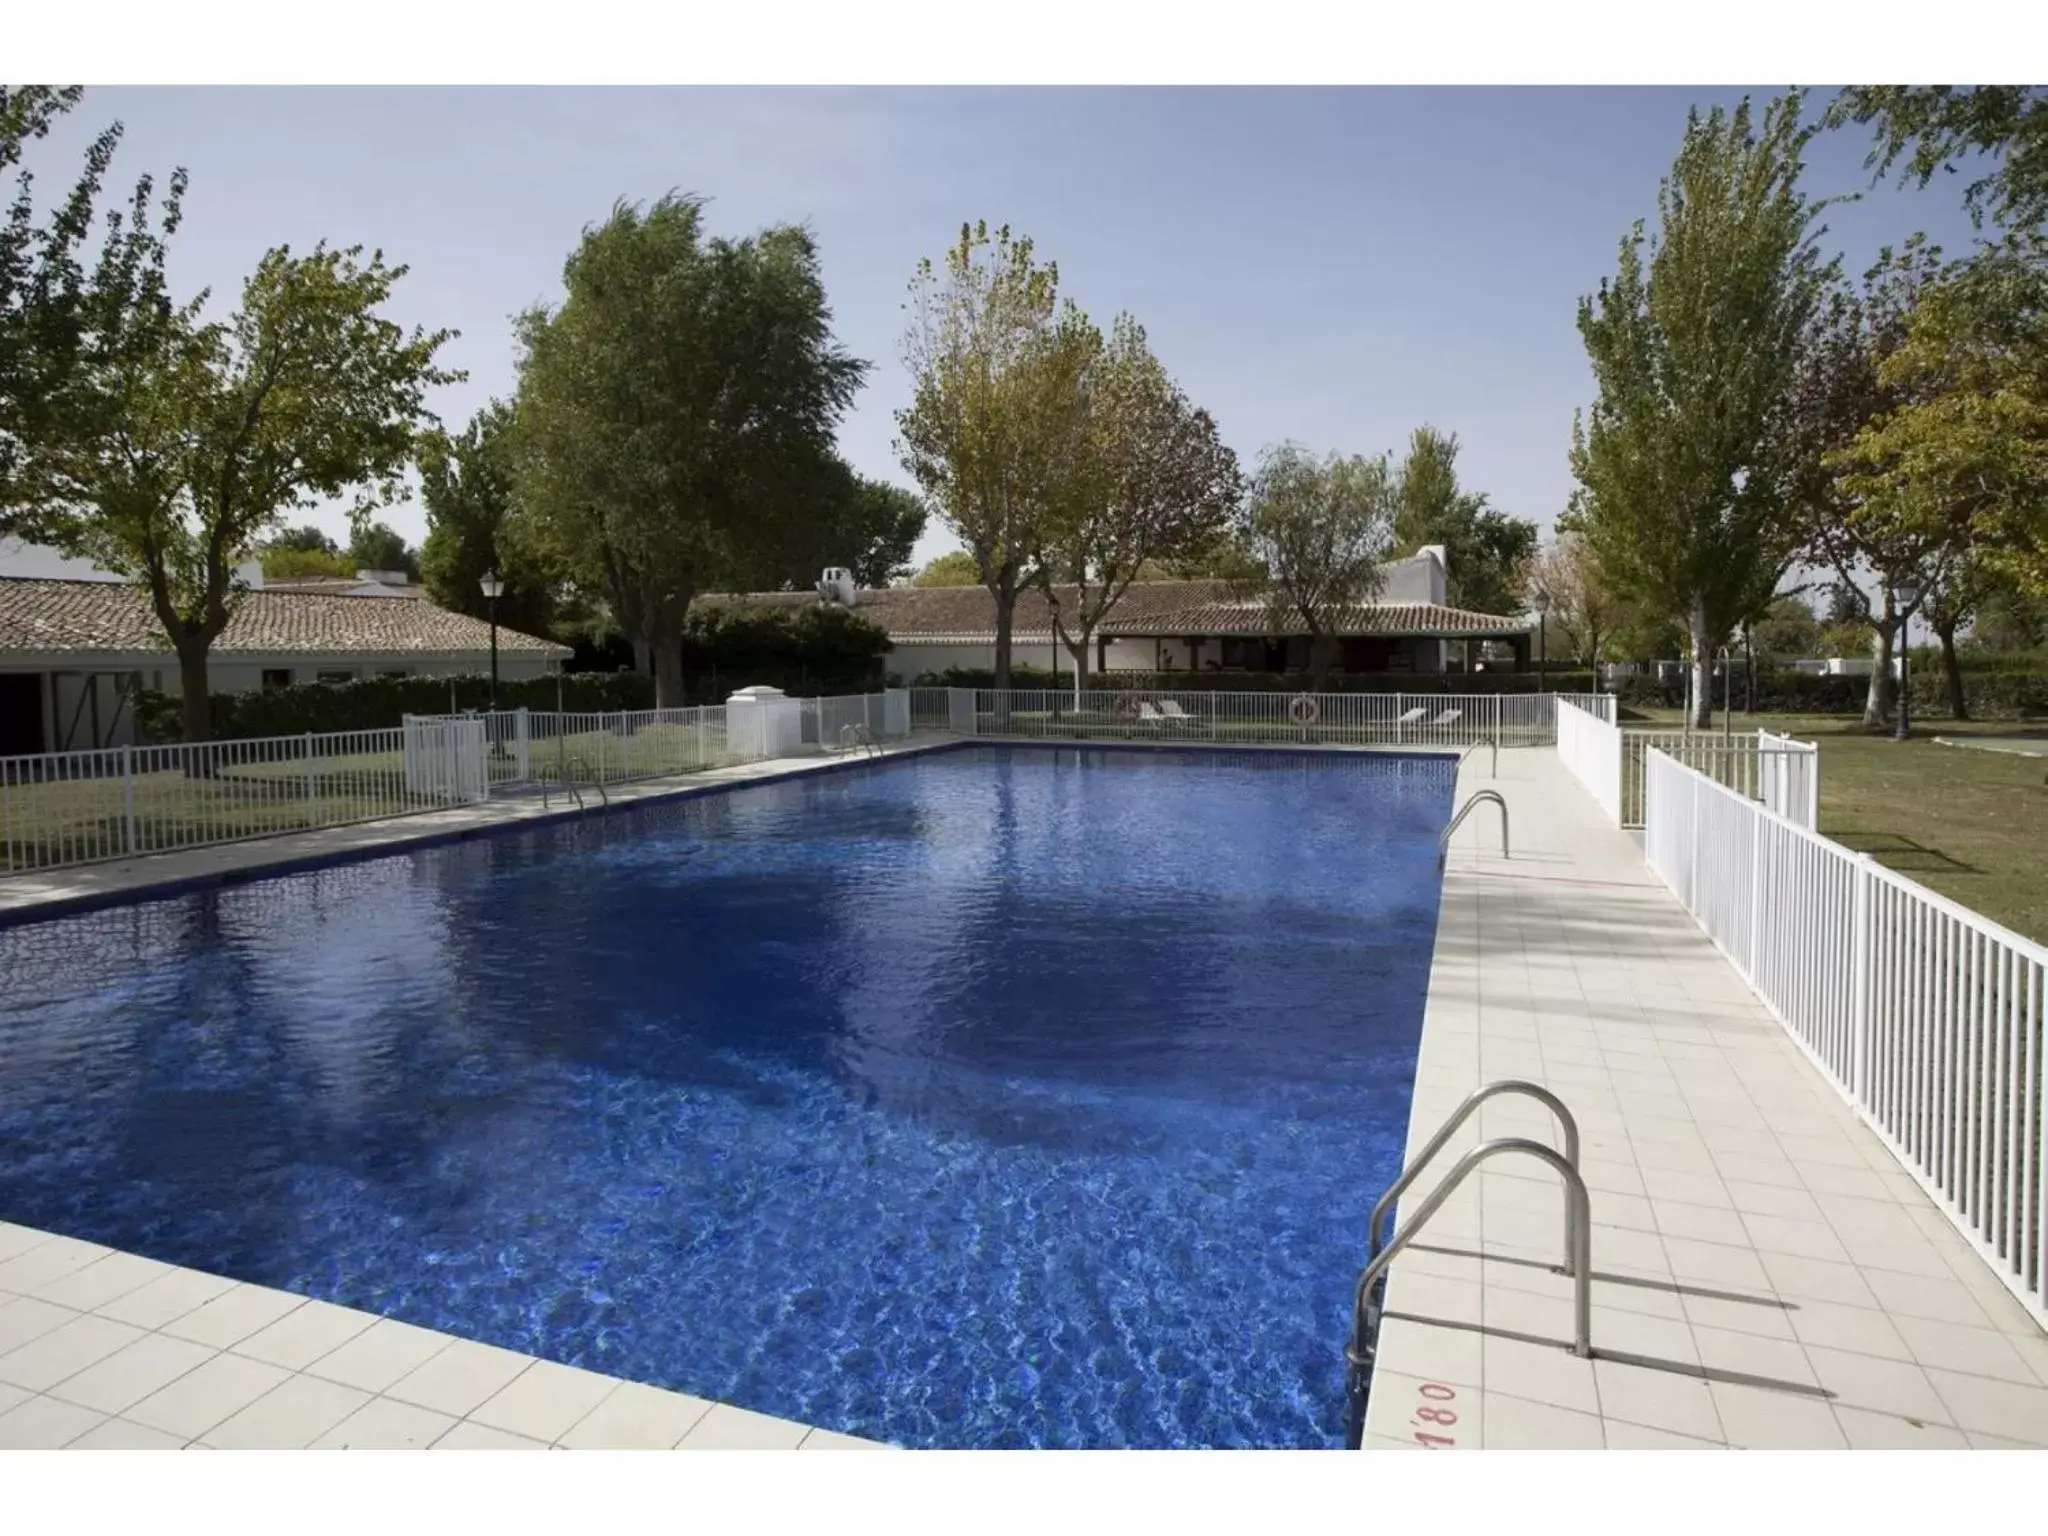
[1343,1079,1592,1449]
[1436,789,1508,864]
[838,722,884,758]
[540,755,608,813]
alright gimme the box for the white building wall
[1378,547,1448,605]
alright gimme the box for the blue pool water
[0,745,1452,1448]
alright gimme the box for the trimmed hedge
[906,666,1602,695]
[133,672,660,742]
[1615,664,2048,718]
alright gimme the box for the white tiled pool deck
[1363,750,2048,1450]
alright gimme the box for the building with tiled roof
[0,555,569,754]
[699,547,1534,682]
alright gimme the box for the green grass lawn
[1628,708,2048,945]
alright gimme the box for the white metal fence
[1644,747,2047,1326]
[0,725,485,876]
[1,690,914,877]
[1556,699,1624,823]
[1617,728,1820,831]
[945,689,1613,748]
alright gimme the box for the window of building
[315,669,356,686]
[261,669,293,691]
[377,668,410,680]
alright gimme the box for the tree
[1234,441,1395,687]
[268,523,337,553]
[1570,94,1834,727]
[1521,527,1621,674]
[1968,575,2048,652]
[1828,249,2048,605]
[1390,425,1539,615]
[911,549,981,586]
[419,400,557,636]
[898,221,1085,691]
[1031,313,1243,697]
[1826,87,2048,233]
[2,86,185,538]
[34,241,457,739]
[1749,594,1823,661]
[741,460,927,591]
[347,520,418,579]
[1783,239,1968,726]
[509,196,865,705]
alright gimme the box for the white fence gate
[1644,747,2047,1326]
[401,716,489,804]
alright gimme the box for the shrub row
[904,667,1603,695]
[1614,666,2048,718]
[133,672,661,742]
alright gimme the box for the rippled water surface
[0,745,1452,1447]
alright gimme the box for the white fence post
[1851,852,1874,1104]
[302,733,316,816]
[121,745,136,856]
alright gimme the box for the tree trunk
[653,643,685,708]
[1067,631,1091,708]
[631,639,651,678]
[1863,606,1896,728]
[1687,599,1713,730]
[1308,631,1336,691]
[1744,624,1755,714]
[176,643,214,744]
[989,563,1019,694]
[1936,619,1968,720]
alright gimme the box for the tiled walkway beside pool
[1363,751,2048,1449]
[0,1221,885,1449]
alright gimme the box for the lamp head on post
[478,571,505,601]
[479,572,504,716]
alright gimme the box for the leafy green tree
[1390,425,1538,616]
[911,549,982,586]
[419,400,555,634]
[1828,249,2048,605]
[347,520,419,579]
[2,86,185,536]
[1032,313,1243,694]
[1784,239,1964,725]
[1570,94,1834,727]
[898,221,1088,690]
[840,477,927,588]
[1967,575,2048,652]
[260,547,354,579]
[740,458,927,591]
[1826,87,2048,232]
[268,523,338,554]
[509,196,864,705]
[35,241,457,739]
[1749,594,1823,662]
[1234,441,1396,687]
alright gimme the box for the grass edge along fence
[931,688,1614,748]
[1555,699,1822,831]
[1642,746,2048,1331]
[1,692,913,878]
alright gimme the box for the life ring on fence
[1287,693,1321,727]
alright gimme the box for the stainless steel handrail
[1458,737,1497,779]
[839,722,881,758]
[564,756,608,808]
[1367,1079,1579,1263]
[1344,1138,1593,1447]
[1437,789,1508,862]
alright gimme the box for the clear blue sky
[33,86,1986,570]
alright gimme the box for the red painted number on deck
[1412,1383,1457,1447]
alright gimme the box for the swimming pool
[0,744,1453,1448]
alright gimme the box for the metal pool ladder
[839,722,883,758]
[1437,789,1508,863]
[1458,737,1497,779]
[1343,1079,1593,1449]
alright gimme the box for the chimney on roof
[815,566,857,606]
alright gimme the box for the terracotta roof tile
[695,580,1530,641]
[0,578,569,657]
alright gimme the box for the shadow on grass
[1826,829,1980,875]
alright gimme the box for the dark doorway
[0,672,47,756]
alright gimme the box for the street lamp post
[1894,576,1922,742]
[479,571,504,712]
[1531,588,1551,694]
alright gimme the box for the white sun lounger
[1135,701,1167,727]
[1430,708,1463,727]
[1394,707,1430,725]
[1157,700,1194,722]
